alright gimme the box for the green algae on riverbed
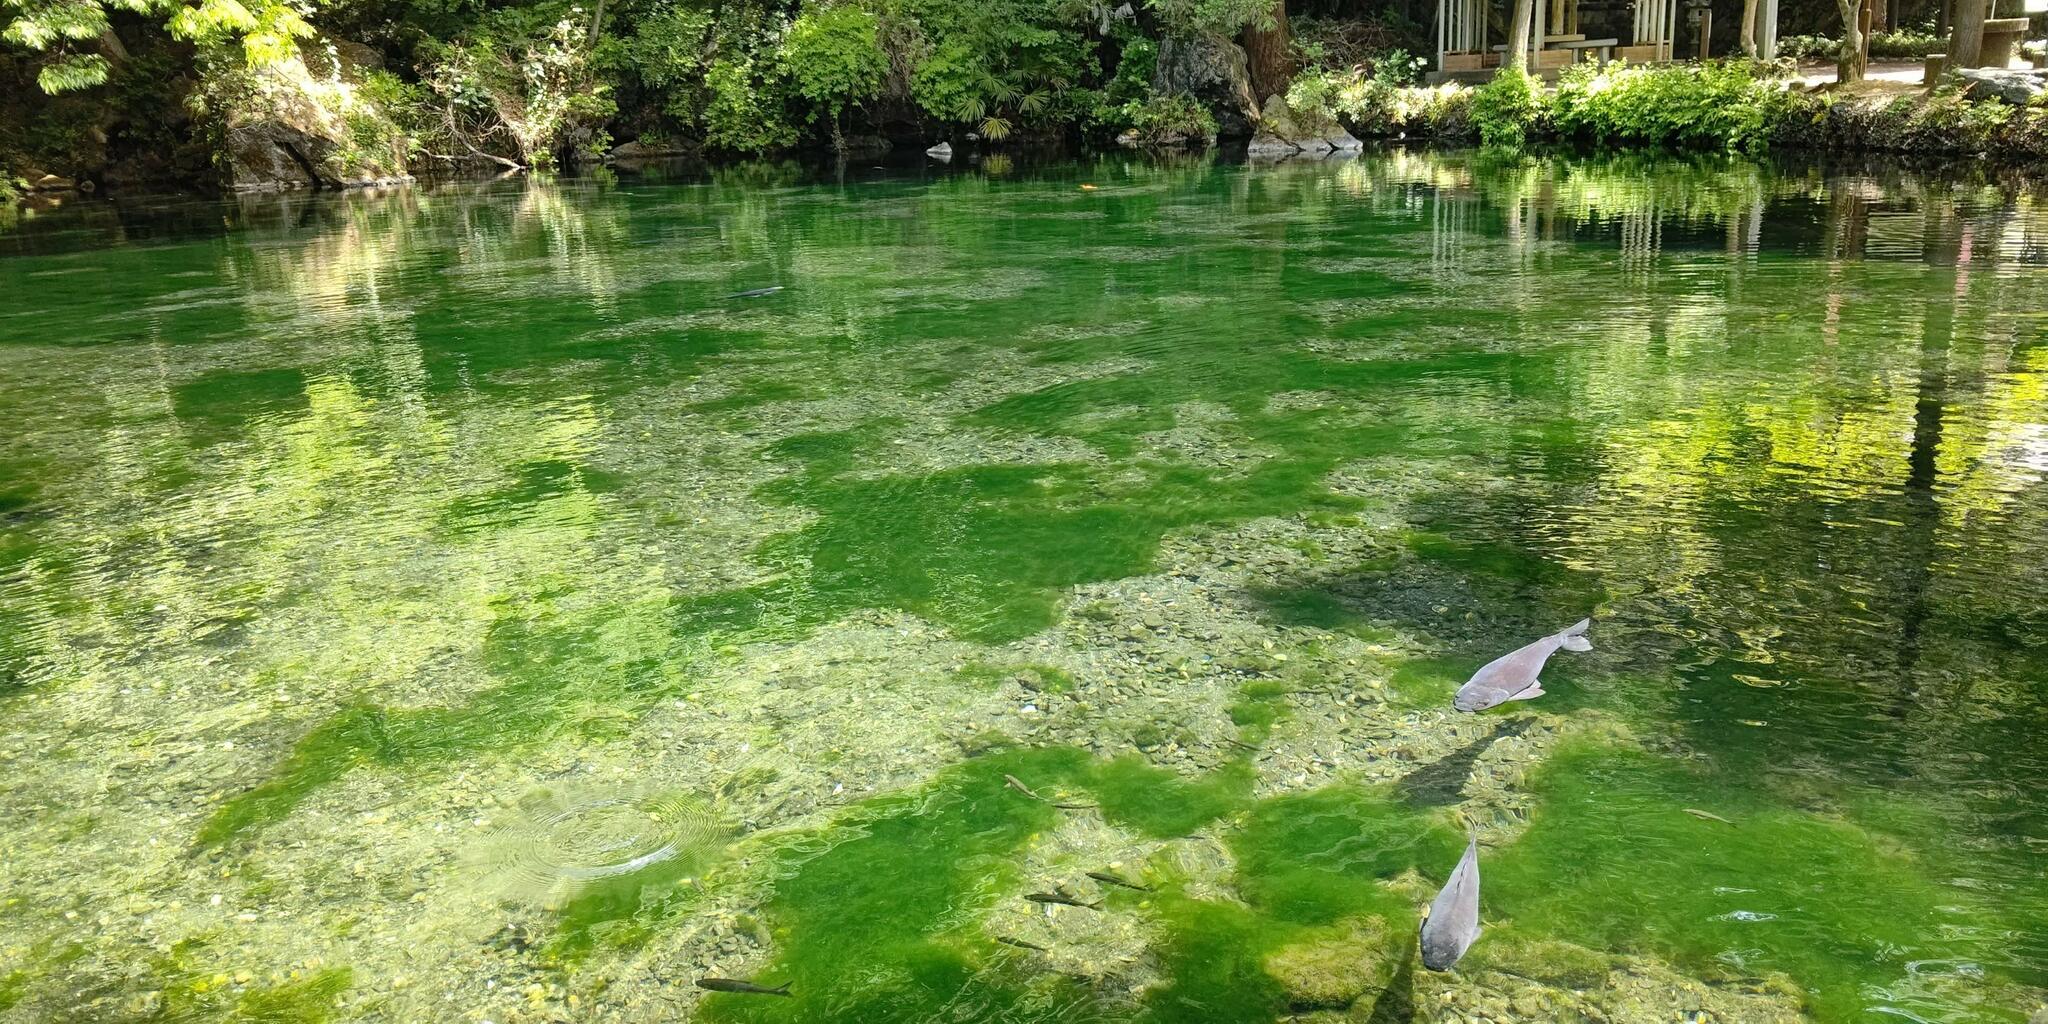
[695,747,1453,1024]
[3,151,2048,1023]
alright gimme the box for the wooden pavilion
[1432,0,1696,80]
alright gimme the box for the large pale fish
[1451,618,1592,712]
[1418,828,1482,972]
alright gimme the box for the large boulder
[1246,93,1364,158]
[1956,67,2047,106]
[217,39,413,191]
[1154,33,1258,138]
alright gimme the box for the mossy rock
[1261,915,1401,1011]
[1472,936,1613,990]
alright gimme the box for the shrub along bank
[1284,59,2048,162]
[3,2,2046,199]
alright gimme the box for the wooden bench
[1491,36,1621,66]
[1554,37,1621,63]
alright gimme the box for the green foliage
[1549,60,1793,153]
[1283,66,1342,125]
[1,0,310,95]
[33,51,107,91]
[4,0,2024,180]
[1291,13,1428,79]
[350,68,424,161]
[1335,78,1474,138]
[3,0,133,92]
[1470,67,1537,148]
[1771,81,2035,156]
[1144,0,1274,35]
[1776,26,1945,59]
[782,4,887,124]
[600,0,713,105]
[1109,91,1217,145]
[704,54,797,153]
[418,14,616,166]
[903,0,1088,140]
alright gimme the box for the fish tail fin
[1560,618,1592,651]
[771,983,792,996]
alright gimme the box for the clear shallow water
[1,151,2046,1023]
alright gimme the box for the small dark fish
[1453,618,1593,712]
[1086,871,1150,891]
[726,286,784,298]
[696,978,791,996]
[1684,808,1737,826]
[1025,890,1102,910]
[1419,828,1482,971]
[995,936,1048,951]
[1006,774,1093,809]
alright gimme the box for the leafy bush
[415,13,616,167]
[904,2,1086,143]
[1334,77,1475,139]
[1470,68,1538,148]
[1776,27,1945,60]
[1284,67,1344,126]
[704,55,799,154]
[1146,0,1278,36]
[1548,60,1792,153]
[1111,92,1217,145]
[1769,84,2048,160]
[348,68,424,163]
[600,1,714,122]
[782,4,888,145]
[1290,13,1429,76]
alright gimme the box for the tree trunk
[586,0,606,47]
[1836,0,1867,81]
[1740,0,1761,56]
[1240,0,1292,103]
[1504,0,1536,70]
[97,28,131,62]
[1946,0,1985,68]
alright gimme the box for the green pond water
[2,150,2046,1024]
